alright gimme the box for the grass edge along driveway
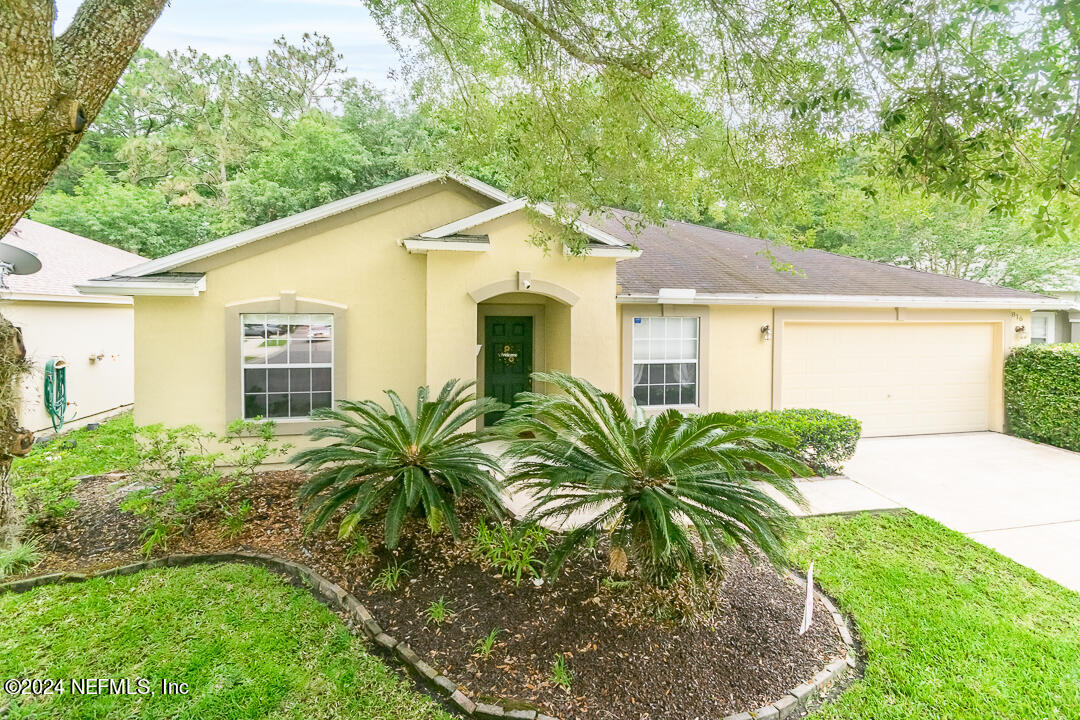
[792,511,1080,720]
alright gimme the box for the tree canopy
[372,0,1080,238]
[31,36,428,257]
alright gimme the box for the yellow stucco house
[78,173,1065,439]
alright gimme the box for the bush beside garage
[1004,343,1080,452]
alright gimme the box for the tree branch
[488,0,654,77]
[55,0,169,123]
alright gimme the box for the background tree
[31,36,428,255]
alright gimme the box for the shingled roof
[2,219,143,300]
[592,209,1052,302]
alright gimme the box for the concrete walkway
[842,432,1080,592]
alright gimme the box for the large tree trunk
[0,0,169,238]
[0,320,32,543]
[0,0,168,542]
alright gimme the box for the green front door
[484,316,533,425]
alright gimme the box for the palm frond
[294,379,508,548]
[503,371,807,587]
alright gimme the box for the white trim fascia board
[0,291,133,305]
[401,238,491,254]
[564,245,642,259]
[117,173,513,277]
[615,292,1071,309]
[447,173,516,204]
[420,198,529,238]
[75,275,207,297]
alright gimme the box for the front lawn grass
[3,512,1077,720]
[0,563,451,720]
[792,512,1080,720]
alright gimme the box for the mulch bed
[23,471,845,720]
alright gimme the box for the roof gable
[116,173,514,278]
[419,197,628,248]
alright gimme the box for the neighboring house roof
[596,209,1062,307]
[1,219,143,303]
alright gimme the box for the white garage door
[779,323,993,437]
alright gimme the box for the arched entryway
[474,281,575,426]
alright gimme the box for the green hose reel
[44,357,74,432]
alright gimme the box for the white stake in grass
[799,561,814,636]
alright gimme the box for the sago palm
[498,371,809,586]
[294,379,507,549]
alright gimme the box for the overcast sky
[54,0,403,89]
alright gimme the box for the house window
[1031,312,1055,344]
[631,316,699,407]
[241,313,333,419]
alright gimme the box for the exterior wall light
[1015,325,1026,334]
[760,323,771,340]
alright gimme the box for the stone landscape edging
[1,554,861,720]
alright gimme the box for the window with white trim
[241,313,333,419]
[1031,312,1055,344]
[631,316,699,407]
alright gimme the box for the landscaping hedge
[1004,343,1080,452]
[736,408,862,476]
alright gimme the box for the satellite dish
[0,243,41,289]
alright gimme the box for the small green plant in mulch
[601,576,632,591]
[425,596,452,625]
[549,653,573,692]
[371,560,409,591]
[473,520,548,585]
[0,536,42,579]
[345,533,374,563]
[121,418,289,556]
[11,413,138,524]
[473,628,501,659]
[219,499,253,539]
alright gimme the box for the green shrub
[1004,343,1080,451]
[121,419,288,555]
[11,413,138,524]
[0,537,42,579]
[735,408,861,476]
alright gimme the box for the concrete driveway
[842,432,1080,592]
